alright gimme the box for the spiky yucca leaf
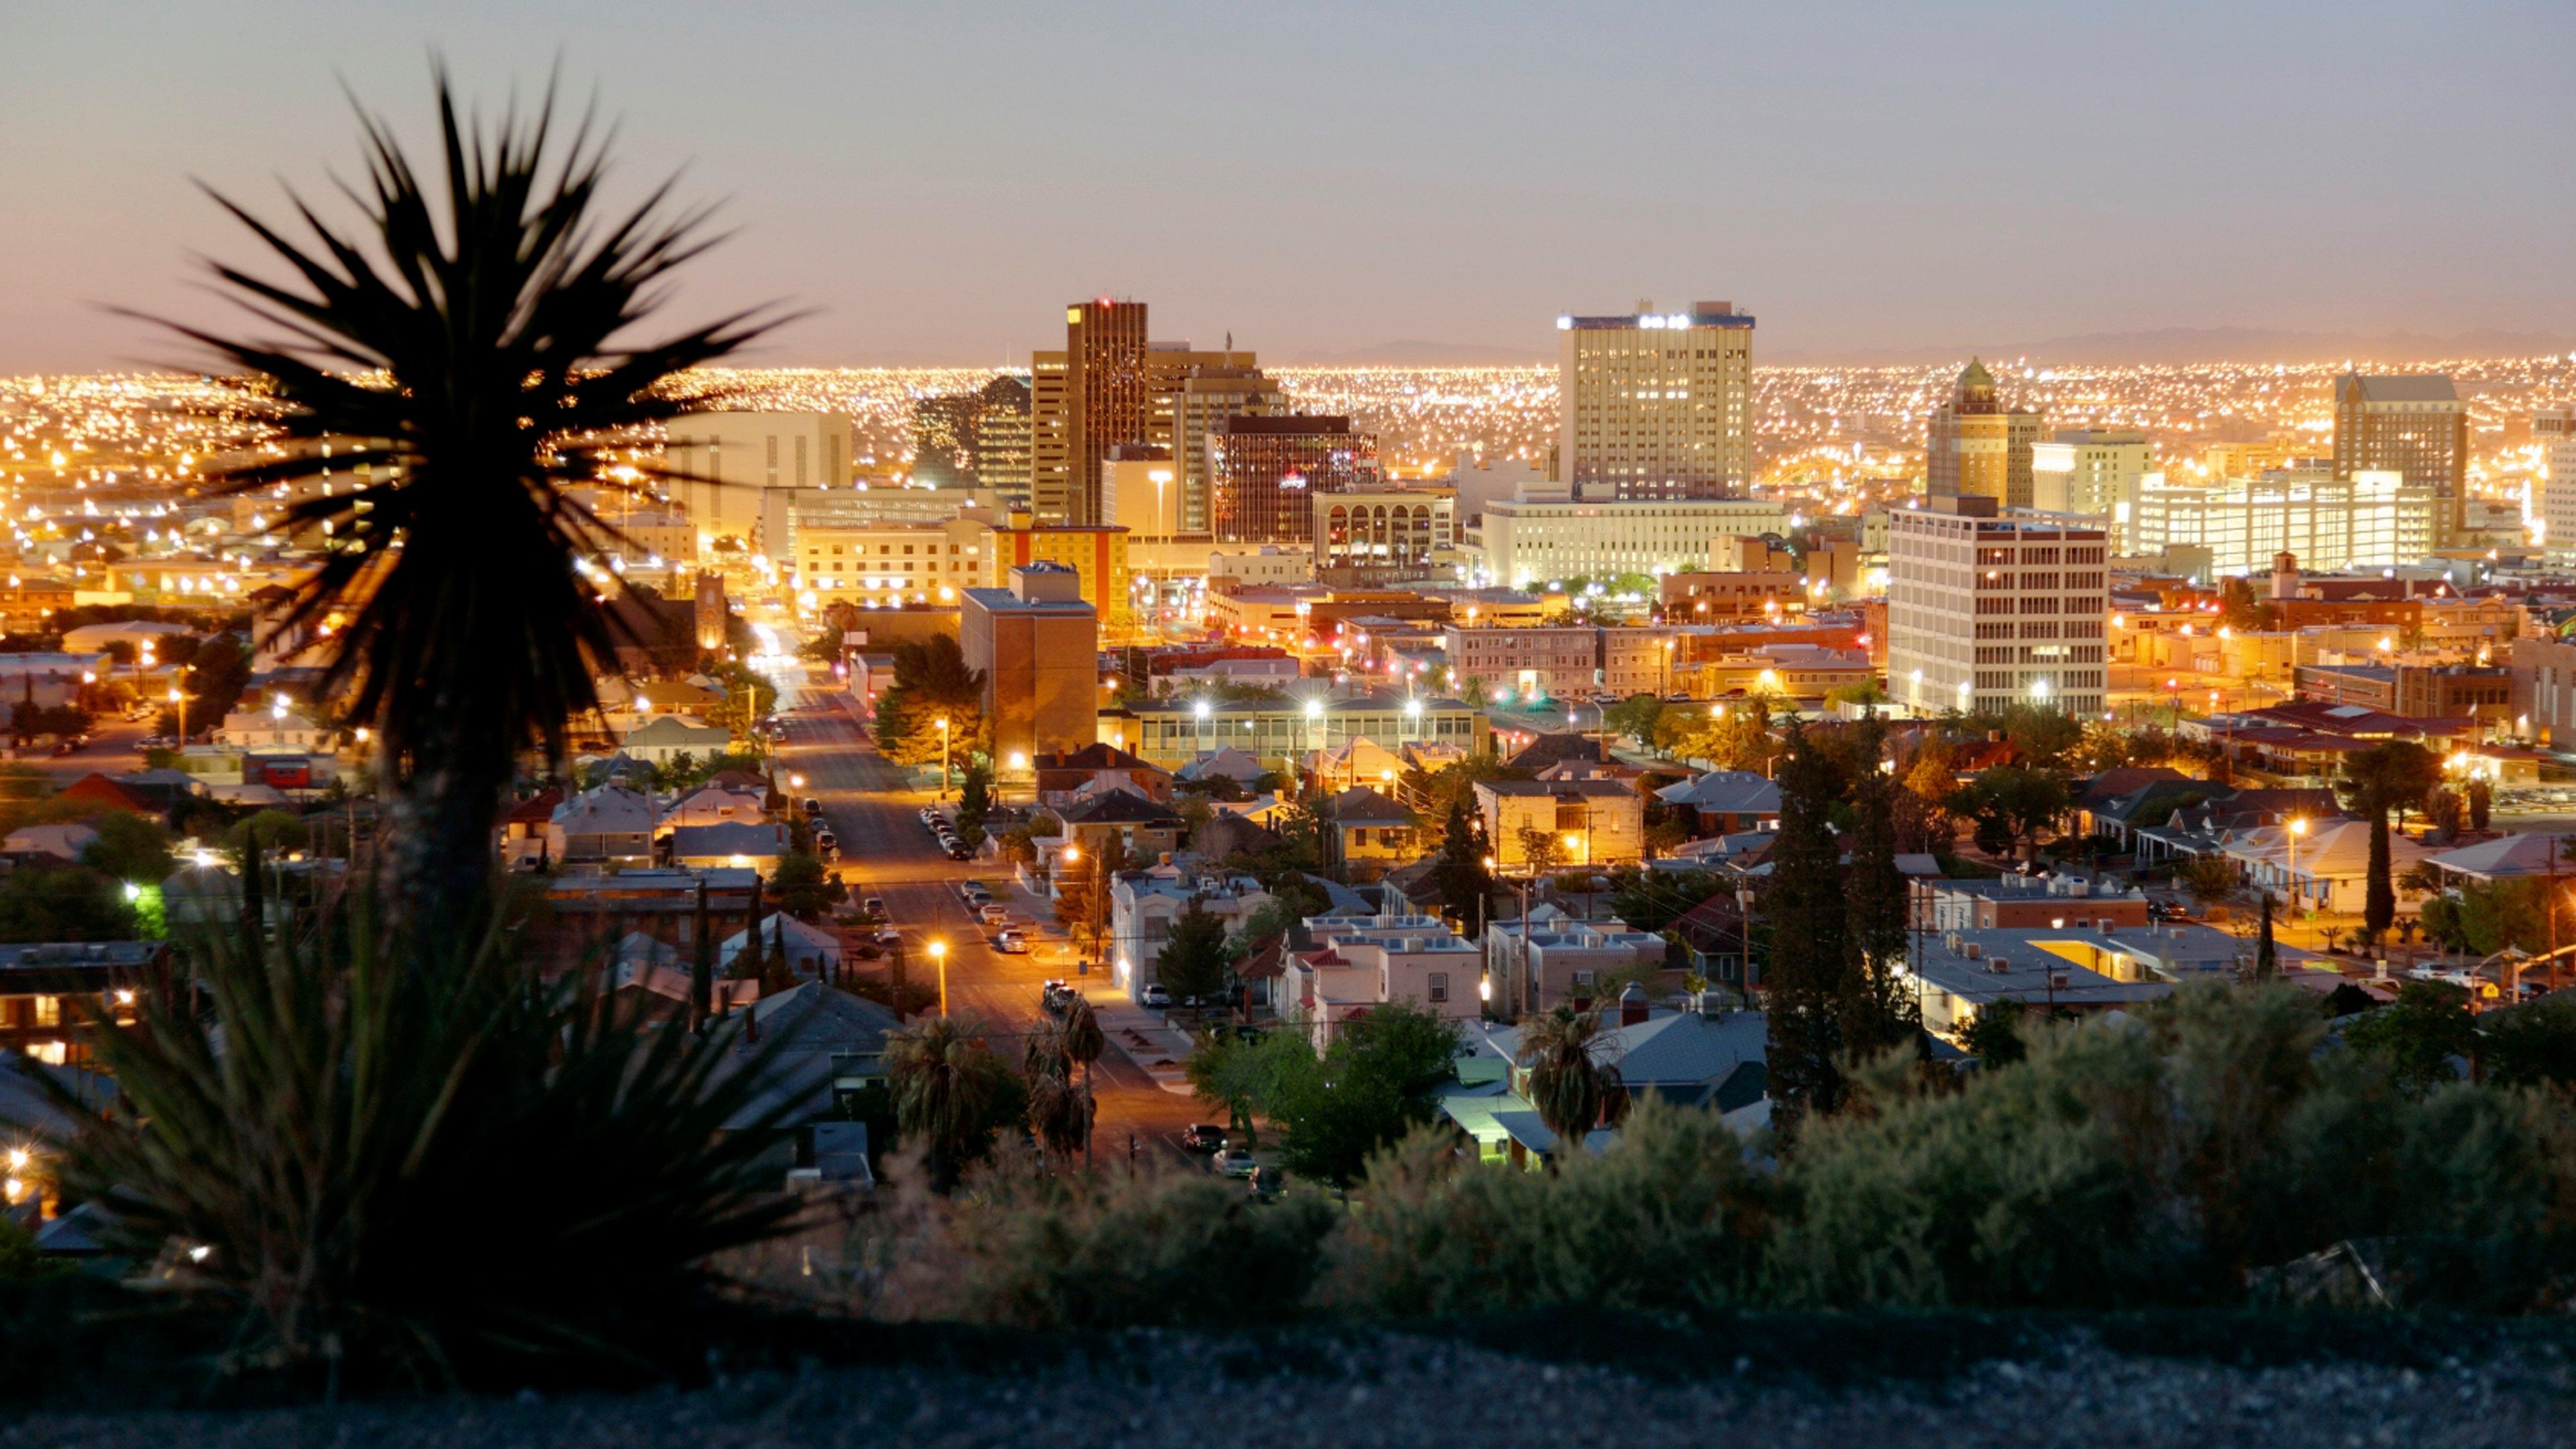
[54,894,806,1387]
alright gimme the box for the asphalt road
[764,669,1203,1168]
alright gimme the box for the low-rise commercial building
[1116,692,1488,771]
[961,564,1099,775]
[1474,778,1645,867]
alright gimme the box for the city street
[763,663,1205,1167]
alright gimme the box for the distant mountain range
[1277,327,2576,369]
[1768,327,2576,367]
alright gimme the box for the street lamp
[928,938,949,1017]
[934,715,951,800]
[2288,816,2309,908]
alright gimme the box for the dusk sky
[5,1,2571,374]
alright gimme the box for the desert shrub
[49,897,806,1388]
[931,1159,1337,1330]
[1326,1098,1772,1318]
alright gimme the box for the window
[1428,972,1450,1004]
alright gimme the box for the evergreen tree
[1155,897,1233,1005]
[2255,891,2278,981]
[1762,725,1854,1130]
[1428,799,1492,927]
[1841,719,1920,1055]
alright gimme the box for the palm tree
[1020,1020,1089,1165]
[1061,996,1106,1167]
[166,73,773,928]
[2340,741,2443,943]
[885,1014,1004,1191]
[1517,1005,1627,1155]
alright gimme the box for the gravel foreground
[3,1332,2571,1449]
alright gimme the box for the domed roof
[1958,357,1996,390]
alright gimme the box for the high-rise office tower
[1030,299,1150,526]
[1171,362,1284,534]
[2029,428,2153,550]
[908,373,1030,490]
[2334,374,2467,547]
[661,411,853,549]
[1212,415,1378,544]
[1557,301,1754,500]
[972,374,1033,500]
[1926,360,2043,508]
[2536,409,2576,559]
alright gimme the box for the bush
[885,1157,1338,1330]
[1325,1099,1772,1317]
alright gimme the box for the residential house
[213,708,331,753]
[657,786,772,838]
[1042,789,1187,867]
[1,824,97,865]
[498,788,562,869]
[1326,786,1421,873]
[1654,770,1781,836]
[2222,817,2432,914]
[2422,832,2576,884]
[547,784,657,870]
[0,941,166,1067]
[1107,869,1274,1004]
[1483,904,1669,1012]
[1034,743,1173,806]
[621,715,735,768]
[1911,870,2153,931]
[1442,999,1770,1168]
[1175,745,1268,788]
[1474,779,1645,868]
[720,913,845,980]
[1281,908,1485,1049]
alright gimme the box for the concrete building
[1556,301,1755,499]
[1468,496,1788,588]
[961,564,1099,775]
[1926,360,2043,508]
[1212,415,1379,545]
[2133,466,2436,576]
[1442,624,1607,699]
[787,515,990,609]
[2538,412,2576,559]
[1658,570,1811,621]
[2294,661,2514,727]
[1315,488,1454,574]
[1285,908,1486,1049]
[2334,374,2467,547]
[981,508,1133,634]
[1108,870,1275,1004]
[1887,496,2108,718]
[662,412,855,547]
[2029,429,2152,551]
[908,374,1029,490]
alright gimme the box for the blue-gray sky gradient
[3,1,2570,372]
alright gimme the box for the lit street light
[928,938,949,1017]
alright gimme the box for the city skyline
[5,2,2573,374]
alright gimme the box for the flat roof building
[1558,301,1754,500]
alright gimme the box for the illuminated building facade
[1926,360,2043,508]
[1888,497,2108,718]
[1212,415,1378,545]
[1314,488,1453,574]
[1556,301,1754,499]
[2029,429,2152,551]
[663,411,854,546]
[1466,496,1786,588]
[1031,299,1149,527]
[2334,374,2467,547]
[2133,467,2436,576]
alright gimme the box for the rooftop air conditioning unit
[1964,943,1982,961]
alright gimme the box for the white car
[996,930,1028,953]
[1141,983,1171,1009]
[979,902,1010,925]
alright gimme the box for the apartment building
[1887,496,2108,718]
[1284,909,1486,1049]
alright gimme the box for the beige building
[662,411,855,548]
[2133,466,2436,576]
[1315,488,1454,574]
[1926,360,2043,508]
[1172,362,1283,533]
[1474,779,1644,868]
[961,564,1099,775]
[1557,302,1754,499]
[2029,429,2153,551]
[1444,625,1606,698]
[1888,496,2108,718]
[1468,495,1787,588]
[789,516,991,608]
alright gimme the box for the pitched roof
[1327,786,1413,827]
[1505,732,1607,771]
[667,821,792,857]
[2424,831,2573,881]
[1655,770,1781,813]
[2073,767,2190,811]
[623,715,732,747]
[1176,745,1267,784]
[1054,788,1183,825]
[1038,742,1163,773]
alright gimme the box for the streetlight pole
[935,715,951,800]
[929,938,949,1017]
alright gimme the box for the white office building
[1557,302,1754,499]
[1465,492,1787,588]
[1888,498,2108,718]
[2029,429,2153,552]
[2536,410,2576,557]
[2132,466,2435,576]
[663,411,856,549]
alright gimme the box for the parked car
[946,844,974,861]
[860,896,887,921]
[1211,1147,1257,1179]
[1181,1124,1228,1154]
[814,830,837,851]
[995,930,1028,953]
[1141,983,1171,1009]
[979,902,1010,925]
[1248,1165,1287,1199]
[873,926,900,947]
[802,798,822,816]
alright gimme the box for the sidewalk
[1079,985,1201,1096]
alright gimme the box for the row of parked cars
[798,797,839,861]
[919,806,974,861]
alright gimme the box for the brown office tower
[2334,374,2468,547]
[1926,358,2043,507]
[1031,299,1149,527]
[1212,415,1379,544]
